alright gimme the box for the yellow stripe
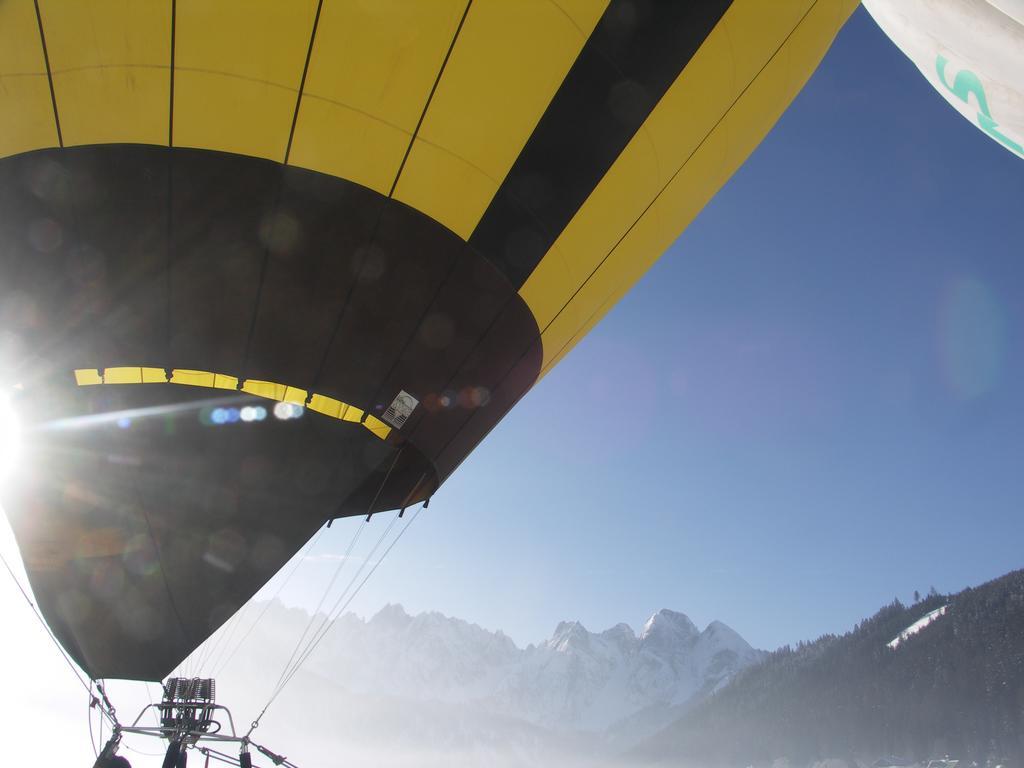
[241,379,286,400]
[112,366,169,384]
[74,367,391,440]
[364,414,392,440]
[340,405,364,423]
[167,369,237,389]
[393,0,607,239]
[173,0,317,161]
[289,0,465,195]
[522,0,856,372]
[104,367,143,384]
[40,0,170,147]
[142,367,168,383]
[0,0,58,157]
[74,369,103,386]
[308,393,343,418]
[282,385,308,405]
[309,393,364,423]
[213,373,239,390]
[170,369,216,388]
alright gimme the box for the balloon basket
[93,677,296,767]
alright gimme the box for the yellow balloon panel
[394,0,605,239]
[538,139,730,376]
[40,0,170,147]
[173,0,317,161]
[519,0,818,334]
[550,0,611,34]
[0,0,58,157]
[393,139,496,237]
[534,0,856,374]
[289,0,465,195]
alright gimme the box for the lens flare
[273,402,304,420]
[0,392,21,481]
[939,277,1006,399]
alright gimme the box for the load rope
[247,504,422,735]
[209,524,330,677]
[0,534,116,723]
[265,516,370,697]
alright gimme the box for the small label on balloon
[382,390,418,429]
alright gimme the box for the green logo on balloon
[936,55,1024,157]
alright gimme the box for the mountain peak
[600,622,635,639]
[549,620,591,651]
[370,603,411,629]
[702,619,746,643]
[551,619,586,637]
[641,609,698,642]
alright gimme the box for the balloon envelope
[0,0,856,681]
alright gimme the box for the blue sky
[281,6,1024,653]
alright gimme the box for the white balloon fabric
[864,0,1024,159]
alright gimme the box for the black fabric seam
[33,0,63,147]
[284,0,324,165]
[133,478,193,662]
[167,1,176,364]
[169,0,176,147]
[387,0,472,199]
[362,248,467,414]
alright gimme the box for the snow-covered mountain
[491,609,763,731]
[225,602,764,738]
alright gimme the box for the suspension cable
[208,524,330,677]
[193,600,246,674]
[276,515,395,690]
[199,747,243,766]
[94,680,120,728]
[265,516,369,697]
[267,515,385,700]
[177,520,332,678]
[283,512,401,679]
[98,683,104,753]
[275,506,422,701]
[0,540,98,703]
[248,504,423,733]
[262,446,405,705]
[88,683,99,759]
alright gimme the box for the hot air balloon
[0,0,857,760]
[864,0,1024,159]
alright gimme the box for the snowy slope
[887,604,949,649]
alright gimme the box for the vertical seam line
[387,0,473,199]
[33,0,63,147]
[169,0,176,147]
[284,0,325,165]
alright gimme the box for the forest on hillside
[635,570,1024,767]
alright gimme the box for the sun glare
[0,393,20,482]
